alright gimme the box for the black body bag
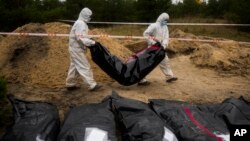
[89,42,165,86]
[213,97,250,126]
[1,96,60,141]
[57,98,118,141]
[109,92,165,141]
[149,99,230,141]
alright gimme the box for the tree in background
[135,0,171,22]
[64,0,88,20]
[99,0,124,21]
[205,0,220,17]
[0,0,35,30]
[41,0,65,21]
[120,0,137,22]
[0,0,66,31]
[63,0,135,22]
[182,0,200,16]
[155,0,172,18]
[170,0,204,18]
[227,0,250,31]
[170,0,221,19]
[0,0,249,31]
[135,0,157,22]
[169,2,184,18]
[217,0,231,18]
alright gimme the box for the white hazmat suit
[139,13,177,84]
[66,8,99,90]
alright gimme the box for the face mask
[85,16,91,22]
[80,13,91,22]
[160,20,167,26]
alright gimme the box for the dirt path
[110,55,250,103]
[8,55,250,121]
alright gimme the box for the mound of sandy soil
[124,29,200,55]
[191,42,250,76]
[170,29,250,75]
[124,40,148,52]
[168,29,200,54]
[125,29,250,76]
[0,22,132,88]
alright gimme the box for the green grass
[95,17,250,42]
[171,17,250,42]
[95,25,147,36]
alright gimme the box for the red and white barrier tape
[1,32,250,45]
[60,20,250,27]
[0,32,69,37]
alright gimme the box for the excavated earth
[0,23,249,135]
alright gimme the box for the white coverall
[66,8,97,89]
[141,13,175,83]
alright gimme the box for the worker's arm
[75,22,95,47]
[162,26,169,49]
[143,24,157,46]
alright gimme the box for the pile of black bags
[1,96,60,141]
[1,92,250,141]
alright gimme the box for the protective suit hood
[78,7,92,22]
[156,13,169,23]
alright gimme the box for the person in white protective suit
[66,7,102,91]
[138,13,178,86]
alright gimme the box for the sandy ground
[7,55,250,122]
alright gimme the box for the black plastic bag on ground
[213,97,250,126]
[149,100,230,141]
[57,98,118,141]
[109,92,167,141]
[1,96,60,141]
[89,42,165,86]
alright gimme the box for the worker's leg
[159,54,178,83]
[66,54,78,87]
[70,50,97,89]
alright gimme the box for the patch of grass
[95,25,147,36]
[171,17,250,42]
[96,17,250,42]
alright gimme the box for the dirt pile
[171,29,250,75]
[125,29,250,76]
[191,42,250,76]
[0,22,132,88]
[90,28,132,60]
[168,29,200,54]
[125,40,148,52]
[124,29,201,55]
